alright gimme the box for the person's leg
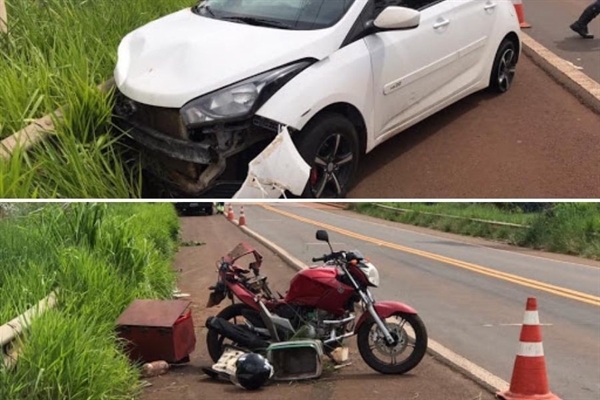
[570,0,600,39]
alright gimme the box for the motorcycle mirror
[316,230,329,242]
[316,230,333,252]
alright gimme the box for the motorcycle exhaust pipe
[205,316,270,350]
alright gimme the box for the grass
[520,203,600,260]
[366,203,538,225]
[0,0,195,198]
[351,203,600,260]
[0,202,181,400]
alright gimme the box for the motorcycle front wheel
[206,303,265,362]
[356,312,428,375]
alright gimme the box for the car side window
[374,0,445,12]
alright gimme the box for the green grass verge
[351,203,600,260]
[0,202,180,400]
[0,0,195,198]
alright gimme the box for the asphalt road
[523,0,600,83]
[347,55,600,198]
[241,203,600,400]
[141,214,496,400]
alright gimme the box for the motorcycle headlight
[181,60,314,128]
[360,262,380,287]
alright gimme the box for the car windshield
[193,0,355,30]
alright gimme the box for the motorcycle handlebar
[312,251,345,263]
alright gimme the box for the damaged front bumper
[113,92,287,197]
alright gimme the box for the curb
[228,214,510,395]
[226,215,306,272]
[521,32,600,114]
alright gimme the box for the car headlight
[181,60,314,128]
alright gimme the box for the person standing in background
[570,0,600,39]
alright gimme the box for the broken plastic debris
[233,127,310,199]
[212,347,246,377]
[331,347,349,364]
[141,360,169,377]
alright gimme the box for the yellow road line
[262,205,600,307]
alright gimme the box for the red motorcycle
[206,230,428,375]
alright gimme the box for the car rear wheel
[294,114,360,198]
[489,38,518,93]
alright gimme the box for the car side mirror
[374,6,421,30]
[316,230,329,242]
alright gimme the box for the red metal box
[116,299,196,363]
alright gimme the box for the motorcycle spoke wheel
[366,316,416,366]
[357,312,428,375]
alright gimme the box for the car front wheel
[294,114,360,198]
[489,38,518,93]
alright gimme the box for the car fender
[256,39,377,152]
[354,301,418,333]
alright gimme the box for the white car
[113,0,521,198]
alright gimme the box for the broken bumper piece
[234,127,310,199]
[117,118,213,165]
[113,94,284,197]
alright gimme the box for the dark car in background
[174,202,214,216]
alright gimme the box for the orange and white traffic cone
[512,0,531,29]
[496,297,560,400]
[227,204,235,221]
[238,206,246,227]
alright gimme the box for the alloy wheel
[497,48,516,92]
[309,133,354,198]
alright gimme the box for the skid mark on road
[262,205,600,307]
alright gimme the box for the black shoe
[570,22,594,39]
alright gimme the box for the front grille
[115,91,187,140]
[132,103,187,140]
[114,90,281,196]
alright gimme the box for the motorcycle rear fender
[354,301,418,333]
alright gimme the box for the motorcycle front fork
[361,289,396,345]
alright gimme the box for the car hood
[115,8,352,108]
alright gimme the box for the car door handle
[433,19,450,29]
[484,2,497,10]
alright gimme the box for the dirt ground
[140,215,496,400]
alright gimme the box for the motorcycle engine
[272,305,352,344]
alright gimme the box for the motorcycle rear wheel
[356,312,428,374]
[206,303,265,362]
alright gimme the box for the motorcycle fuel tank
[284,267,354,315]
